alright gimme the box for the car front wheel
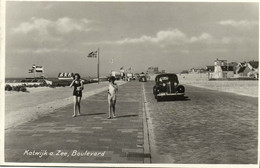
[177,85,185,93]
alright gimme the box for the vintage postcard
[1,1,259,167]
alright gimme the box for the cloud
[218,20,258,29]
[56,18,91,34]
[11,17,92,35]
[12,18,51,35]
[221,37,231,44]
[85,29,213,46]
[190,33,213,43]
[13,47,81,54]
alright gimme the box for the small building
[146,67,160,80]
[147,67,159,74]
[189,68,207,74]
[58,72,74,80]
[206,66,214,79]
[180,70,189,74]
[209,59,234,79]
[248,61,259,70]
[235,61,259,78]
[228,62,238,73]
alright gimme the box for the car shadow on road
[81,113,106,116]
[116,114,138,118]
[158,96,191,102]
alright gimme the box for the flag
[128,67,131,71]
[35,66,44,72]
[32,65,36,69]
[88,51,97,58]
[120,67,123,70]
[28,69,34,73]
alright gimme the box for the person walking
[107,76,118,119]
[70,73,84,117]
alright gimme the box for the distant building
[214,59,227,66]
[146,66,160,81]
[58,72,74,80]
[206,66,214,72]
[208,59,234,79]
[146,66,159,74]
[189,68,206,74]
[228,62,238,73]
[235,61,259,78]
[180,70,189,74]
[248,61,259,70]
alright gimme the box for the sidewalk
[5,81,125,129]
[4,81,151,164]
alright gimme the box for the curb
[142,83,152,163]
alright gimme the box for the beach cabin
[58,72,74,80]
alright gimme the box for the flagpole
[42,65,45,79]
[33,65,36,79]
[97,48,100,84]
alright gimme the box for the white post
[97,48,100,84]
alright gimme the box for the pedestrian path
[5,81,150,164]
[5,81,125,129]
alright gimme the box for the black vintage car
[153,73,185,101]
[139,76,147,82]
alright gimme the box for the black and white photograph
[1,0,259,167]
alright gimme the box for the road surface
[143,81,258,164]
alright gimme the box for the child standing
[107,76,118,119]
[70,73,84,117]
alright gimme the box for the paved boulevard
[5,80,258,164]
[143,81,258,164]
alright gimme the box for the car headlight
[174,82,178,86]
[163,83,166,87]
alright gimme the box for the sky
[4,1,259,78]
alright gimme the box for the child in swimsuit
[107,76,118,119]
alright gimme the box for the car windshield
[159,76,169,82]
[157,75,178,83]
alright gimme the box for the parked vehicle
[126,73,134,81]
[153,73,185,101]
[111,71,121,80]
[139,76,147,82]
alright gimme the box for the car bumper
[157,92,185,97]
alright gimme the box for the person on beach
[70,73,84,117]
[107,76,118,119]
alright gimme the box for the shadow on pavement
[81,113,106,116]
[116,114,138,118]
[157,96,190,102]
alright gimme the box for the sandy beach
[5,81,126,129]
